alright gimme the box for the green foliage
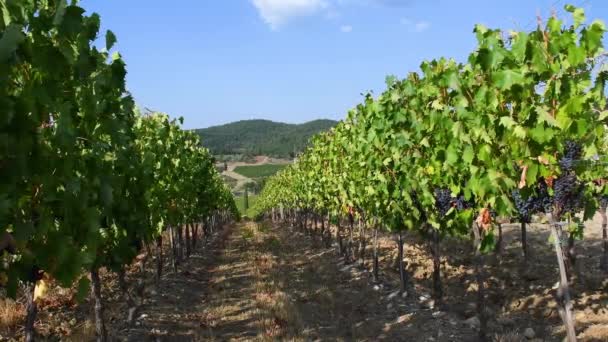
[244,189,249,210]
[0,0,237,295]
[195,119,338,158]
[253,5,607,255]
[236,194,258,218]
[221,175,238,189]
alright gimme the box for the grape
[511,189,537,223]
[559,141,582,172]
[533,179,553,214]
[433,188,473,218]
[552,173,584,217]
[455,195,473,210]
[434,188,452,217]
[600,195,608,208]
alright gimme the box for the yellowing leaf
[499,116,516,128]
[34,279,48,302]
[513,126,527,139]
[463,146,474,164]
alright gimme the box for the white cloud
[414,20,430,32]
[400,18,431,33]
[340,25,353,33]
[251,0,328,30]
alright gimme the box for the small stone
[419,294,430,302]
[387,303,394,310]
[69,318,77,326]
[422,299,435,310]
[387,290,400,300]
[524,327,535,339]
[373,285,381,291]
[150,289,158,296]
[138,314,149,320]
[401,291,408,298]
[432,311,446,319]
[397,314,410,323]
[340,265,353,272]
[449,319,458,326]
[464,316,481,329]
[136,321,141,326]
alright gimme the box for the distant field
[233,164,287,178]
[236,194,258,217]
[221,174,238,189]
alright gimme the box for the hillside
[194,119,338,158]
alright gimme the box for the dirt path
[222,169,251,191]
[114,221,478,342]
[109,217,608,342]
[221,156,292,191]
[117,227,234,342]
[14,212,608,341]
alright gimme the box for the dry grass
[65,319,96,342]
[493,331,525,342]
[580,324,608,341]
[254,287,302,339]
[0,298,24,335]
[254,252,276,273]
[250,227,303,340]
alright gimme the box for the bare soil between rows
[2,217,608,341]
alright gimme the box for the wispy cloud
[401,18,431,32]
[251,0,425,30]
[251,0,328,30]
[414,20,430,32]
[337,0,414,7]
[340,24,353,33]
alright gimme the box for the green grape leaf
[463,146,474,165]
[492,69,524,90]
[526,163,538,186]
[513,126,527,139]
[75,277,91,303]
[479,232,495,254]
[106,30,117,50]
[510,32,528,62]
[564,5,585,28]
[567,45,585,67]
[53,0,68,26]
[0,24,24,62]
[583,20,605,54]
[1,1,10,26]
[499,116,516,129]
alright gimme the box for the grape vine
[0,1,238,341]
[253,5,607,341]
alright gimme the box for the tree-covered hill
[194,119,338,158]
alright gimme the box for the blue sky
[80,0,607,129]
